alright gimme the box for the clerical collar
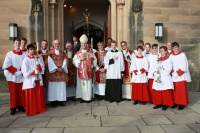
[55,49,60,55]
[111,50,118,52]
[27,54,34,59]
[122,49,127,54]
[12,50,23,55]
[41,49,47,53]
[168,50,172,53]
[21,48,27,52]
[172,51,181,56]
[81,49,87,53]
[159,56,168,61]
[136,55,144,58]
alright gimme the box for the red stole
[76,50,93,80]
[95,50,107,83]
[123,49,133,78]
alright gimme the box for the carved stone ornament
[132,0,142,12]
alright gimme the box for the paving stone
[9,117,51,127]
[0,106,10,116]
[64,127,140,133]
[0,128,32,133]
[185,113,200,123]
[0,117,18,127]
[32,128,64,133]
[166,114,196,124]
[101,116,146,126]
[117,100,133,106]
[92,106,108,116]
[138,125,165,133]
[134,105,175,115]
[142,115,173,125]
[98,101,117,106]
[38,106,91,117]
[161,125,196,133]
[75,100,99,106]
[170,107,196,114]
[107,106,139,116]
[187,124,200,133]
[188,104,200,113]
[3,111,26,117]
[47,117,101,127]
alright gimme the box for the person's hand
[172,72,178,78]
[137,71,142,75]
[154,72,160,78]
[35,70,39,74]
[15,71,22,76]
[100,68,106,72]
[113,56,118,60]
[126,59,131,63]
[121,73,124,77]
[79,56,86,61]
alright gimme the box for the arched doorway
[75,24,103,49]
[63,0,110,49]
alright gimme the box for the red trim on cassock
[8,81,25,108]
[140,68,146,73]
[31,70,36,75]
[37,64,42,72]
[176,69,184,76]
[95,70,101,83]
[25,81,46,116]
[6,66,17,75]
[148,79,156,103]
[173,81,189,106]
[159,56,168,61]
[136,55,144,59]
[133,70,138,75]
[131,83,150,102]
[172,51,182,56]
[27,55,34,59]
[153,89,174,107]
[124,60,129,77]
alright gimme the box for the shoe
[80,100,85,103]
[153,105,162,109]
[162,105,168,111]
[10,108,16,115]
[133,100,139,105]
[18,106,25,112]
[58,101,65,106]
[70,97,76,101]
[86,101,91,103]
[178,105,185,110]
[141,102,147,105]
[171,104,178,108]
[51,101,57,108]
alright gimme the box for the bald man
[48,40,68,108]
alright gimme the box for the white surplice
[104,50,125,79]
[169,52,191,82]
[152,58,174,91]
[48,50,68,101]
[21,55,45,90]
[147,53,159,79]
[2,51,26,83]
[73,51,97,101]
[130,56,148,83]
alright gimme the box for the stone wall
[142,0,200,91]
[0,0,31,67]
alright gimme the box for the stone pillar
[117,0,125,46]
[109,0,117,41]
[49,0,57,45]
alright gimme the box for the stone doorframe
[42,0,131,50]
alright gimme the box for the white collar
[41,49,47,53]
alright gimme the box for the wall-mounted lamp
[9,23,18,40]
[155,23,163,40]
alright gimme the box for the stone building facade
[0,0,199,91]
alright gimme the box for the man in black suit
[72,35,80,53]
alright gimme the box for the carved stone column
[117,0,125,45]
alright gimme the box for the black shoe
[171,104,178,109]
[141,102,147,105]
[80,100,85,103]
[58,101,65,106]
[86,101,91,103]
[10,108,16,115]
[133,100,139,105]
[162,105,168,111]
[70,97,76,101]
[51,101,57,108]
[18,106,25,112]
[153,105,162,109]
[178,105,185,110]
[116,101,121,104]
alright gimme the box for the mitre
[80,34,88,43]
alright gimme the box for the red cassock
[25,81,46,116]
[153,89,174,106]
[173,81,189,106]
[124,50,133,78]
[148,79,156,103]
[131,83,150,102]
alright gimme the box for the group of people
[3,34,191,116]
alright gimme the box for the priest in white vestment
[48,40,68,107]
[73,34,97,103]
